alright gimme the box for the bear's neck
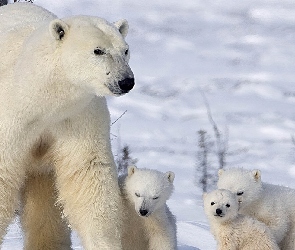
[12,31,96,130]
[13,74,95,135]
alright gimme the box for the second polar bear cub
[218,168,295,250]
[204,189,279,250]
[119,166,177,250]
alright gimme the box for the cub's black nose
[118,78,135,93]
[139,209,149,216]
[216,208,222,215]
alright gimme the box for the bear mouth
[214,214,224,217]
[107,83,130,96]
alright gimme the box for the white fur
[203,189,279,250]
[218,168,295,250]
[119,166,177,250]
[0,2,134,249]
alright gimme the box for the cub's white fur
[119,166,177,250]
[203,189,279,250]
[218,168,295,250]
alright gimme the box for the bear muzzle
[118,77,135,93]
[214,208,224,217]
[139,208,149,217]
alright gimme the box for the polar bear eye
[237,191,244,196]
[94,48,105,55]
[125,49,129,55]
[153,196,159,200]
[211,202,215,206]
[135,193,140,197]
[226,204,230,208]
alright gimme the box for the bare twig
[200,90,229,169]
[111,110,127,126]
[14,0,34,2]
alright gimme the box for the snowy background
[3,0,295,249]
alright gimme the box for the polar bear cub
[218,168,295,250]
[119,166,177,250]
[203,189,279,250]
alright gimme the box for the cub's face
[125,166,175,217]
[50,17,134,97]
[203,189,239,223]
[217,168,263,209]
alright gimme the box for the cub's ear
[127,165,137,176]
[218,169,224,177]
[202,192,207,200]
[49,19,69,40]
[114,19,129,38]
[166,171,175,183]
[251,169,261,181]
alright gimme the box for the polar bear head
[51,17,134,96]
[123,166,175,217]
[217,168,263,209]
[203,189,239,224]
[35,16,134,97]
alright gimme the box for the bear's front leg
[0,165,26,244]
[52,98,122,250]
[146,209,177,250]
[54,145,122,250]
[21,172,72,250]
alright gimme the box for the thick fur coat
[0,3,134,249]
[204,189,279,250]
[218,168,295,250]
[119,166,177,250]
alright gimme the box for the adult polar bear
[0,2,134,250]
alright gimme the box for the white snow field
[3,0,295,249]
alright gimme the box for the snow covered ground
[3,0,295,249]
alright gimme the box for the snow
[3,0,295,249]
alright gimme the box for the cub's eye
[211,202,215,206]
[135,193,140,197]
[94,48,105,55]
[226,204,230,208]
[125,49,129,55]
[153,196,159,200]
[237,191,244,196]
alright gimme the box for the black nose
[139,209,149,216]
[118,78,135,93]
[216,208,222,215]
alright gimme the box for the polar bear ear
[49,19,69,40]
[202,192,207,200]
[251,169,261,181]
[127,165,137,176]
[166,171,175,183]
[114,19,129,38]
[218,169,224,177]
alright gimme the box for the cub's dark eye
[226,204,230,208]
[125,49,129,55]
[153,196,159,200]
[94,48,105,55]
[211,202,215,206]
[135,193,140,197]
[237,191,244,196]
